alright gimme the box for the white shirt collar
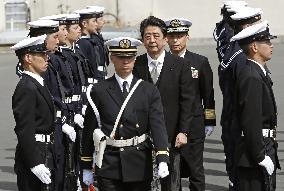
[147,50,166,74]
[23,70,44,86]
[248,59,266,76]
[170,50,186,58]
[114,73,133,92]
[179,50,186,58]
[147,50,166,67]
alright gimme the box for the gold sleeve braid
[204,109,216,120]
[156,151,169,156]
[81,156,93,162]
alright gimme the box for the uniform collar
[170,49,186,58]
[23,70,44,86]
[248,58,266,76]
[114,73,133,92]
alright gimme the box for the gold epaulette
[81,156,93,162]
[204,109,216,120]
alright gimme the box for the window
[5,0,30,31]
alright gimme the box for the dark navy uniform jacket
[61,47,83,96]
[76,34,102,80]
[81,76,169,182]
[12,74,55,170]
[183,50,216,139]
[233,60,280,169]
[91,32,109,67]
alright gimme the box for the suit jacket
[133,52,195,144]
[183,50,216,139]
[12,74,55,170]
[81,76,169,182]
[234,60,278,168]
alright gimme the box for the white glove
[158,162,169,178]
[74,114,84,128]
[62,123,76,142]
[83,169,94,186]
[205,126,215,136]
[259,155,274,175]
[82,105,87,116]
[30,164,51,184]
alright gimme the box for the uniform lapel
[106,75,124,107]
[251,61,277,113]
[25,74,55,114]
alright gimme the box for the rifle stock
[65,112,78,191]
[41,142,51,191]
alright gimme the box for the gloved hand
[82,105,87,116]
[158,162,169,178]
[83,169,94,186]
[30,164,51,184]
[74,114,84,128]
[205,126,215,136]
[259,155,274,175]
[62,123,76,142]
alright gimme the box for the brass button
[120,137,124,140]
[120,148,124,152]
[136,147,140,150]
[136,124,139,128]
[120,124,123,128]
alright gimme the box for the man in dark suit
[11,35,56,191]
[133,16,196,191]
[81,37,170,191]
[230,21,280,191]
[165,18,216,191]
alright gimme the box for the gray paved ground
[0,43,283,190]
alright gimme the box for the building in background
[0,0,283,40]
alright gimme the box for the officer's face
[46,33,59,53]
[67,24,81,42]
[111,55,136,78]
[24,52,49,75]
[95,17,105,32]
[167,33,189,55]
[58,25,68,45]
[255,40,274,62]
[143,26,167,58]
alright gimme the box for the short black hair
[239,43,250,55]
[140,16,167,38]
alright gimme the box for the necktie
[150,60,160,84]
[264,65,273,85]
[122,81,128,99]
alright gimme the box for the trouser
[97,176,151,191]
[160,147,180,191]
[16,142,55,191]
[221,119,240,190]
[180,138,205,191]
[238,166,276,191]
[53,121,65,191]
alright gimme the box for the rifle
[65,111,78,191]
[41,142,51,191]
[263,167,273,191]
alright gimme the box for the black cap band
[15,43,48,56]
[28,27,59,37]
[79,12,103,20]
[238,28,277,44]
